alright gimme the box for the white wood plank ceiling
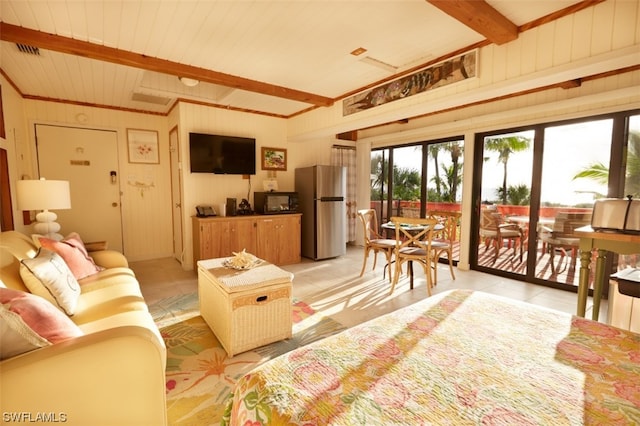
[0,1,593,117]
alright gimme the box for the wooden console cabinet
[192,214,301,267]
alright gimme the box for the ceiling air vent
[16,43,40,55]
[132,92,171,106]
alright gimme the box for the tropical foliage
[371,141,463,204]
[429,141,463,202]
[572,129,640,198]
[370,155,421,201]
[484,135,532,204]
[496,184,531,206]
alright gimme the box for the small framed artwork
[261,147,287,171]
[127,128,159,164]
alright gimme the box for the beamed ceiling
[0,1,609,118]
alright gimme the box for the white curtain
[331,145,357,242]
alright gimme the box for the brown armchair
[479,207,524,263]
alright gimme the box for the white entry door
[169,127,184,263]
[35,124,124,252]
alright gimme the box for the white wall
[177,102,288,269]
[17,101,173,262]
[176,103,353,269]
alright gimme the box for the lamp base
[33,210,64,241]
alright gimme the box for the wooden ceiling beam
[0,23,334,108]
[427,0,518,45]
[336,130,358,141]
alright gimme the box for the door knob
[112,202,118,207]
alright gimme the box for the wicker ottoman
[197,257,293,357]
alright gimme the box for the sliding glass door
[534,119,612,286]
[371,138,463,263]
[476,131,534,276]
[472,111,638,293]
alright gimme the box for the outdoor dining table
[506,215,555,246]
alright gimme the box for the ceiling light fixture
[359,56,397,73]
[179,77,199,87]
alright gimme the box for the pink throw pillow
[0,288,83,360]
[62,232,92,258]
[39,233,102,280]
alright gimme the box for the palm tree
[371,154,421,200]
[572,129,640,198]
[496,184,530,205]
[446,141,463,202]
[393,167,421,200]
[428,141,463,201]
[429,144,442,197]
[431,161,464,202]
[484,135,532,204]
[572,162,609,198]
[370,154,388,201]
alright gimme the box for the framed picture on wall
[261,147,287,171]
[127,128,159,164]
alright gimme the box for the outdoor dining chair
[357,209,396,281]
[390,216,439,296]
[427,210,460,285]
[479,206,524,263]
[539,211,592,274]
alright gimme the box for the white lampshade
[17,179,71,211]
[17,178,71,240]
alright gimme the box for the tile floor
[131,245,607,329]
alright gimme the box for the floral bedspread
[224,289,640,425]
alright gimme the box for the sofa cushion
[0,288,83,360]
[77,309,164,350]
[72,280,148,326]
[78,267,136,290]
[20,249,81,316]
[39,233,103,280]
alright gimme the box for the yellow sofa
[0,231,167,426]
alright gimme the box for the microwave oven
[254,191,299,214]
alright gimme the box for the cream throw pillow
[20,248,81,316]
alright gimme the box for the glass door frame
[470,109,639,295]
[371,135,464,263]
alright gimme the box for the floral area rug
[150,293,346,425]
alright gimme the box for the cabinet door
[229,218,257,255]
[208,221,232,258]
[256,216,301,265]
[256,218,279,264]
[278,216,301,264]
[195,221,215,261]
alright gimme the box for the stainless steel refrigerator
[295,165,346,260]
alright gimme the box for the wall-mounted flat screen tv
[189,132,256,174]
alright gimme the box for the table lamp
[17,178,72,240]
